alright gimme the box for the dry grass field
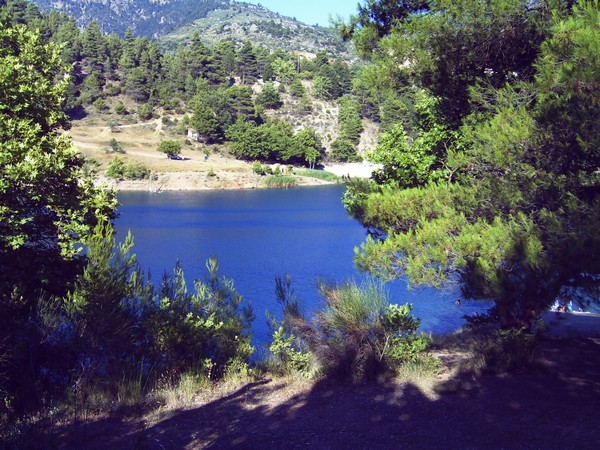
[69,118,275,191]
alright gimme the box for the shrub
[138,103,153,121]
[106,138,125,154]
[269,326,311,376]
[93,98,107,112]
[123,161,151,180]
[256,82,283,109]
[252,161,265,175]
[289,78,305,97]
[330,138,360,162]
[472,329,539,373]
[263,176,297,188]
[283,279,429,381]
[140,258,255,379]
[293,169,340,182]
[114,101,127,115]
[106,157,150,180]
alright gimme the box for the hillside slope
[30,0,354,59]
[158,2,353,58]
[31,0,228,37]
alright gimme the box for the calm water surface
[116,185,491,353]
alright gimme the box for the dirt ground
[48,331,600,450]
[69,121,376,192]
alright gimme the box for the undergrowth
[293,169,340,182]
[263,176,297,188]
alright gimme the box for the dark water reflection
[116,185,491,353]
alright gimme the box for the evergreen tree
[81,20,106,76]
[236,41,258,85]
[256,82,283,109]
[344,0,600,326]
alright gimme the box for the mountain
[30,0,229,38]
[158,2,353,58]
[30,0,353,59]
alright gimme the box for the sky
[244,0,360,27]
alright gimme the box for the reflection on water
[116,185,491,351]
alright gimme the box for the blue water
[115,185,491,354]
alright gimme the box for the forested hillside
[29,0,233,37]
[29,0,353,59]
[2,0,381,168]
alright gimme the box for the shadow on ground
[54,337,600,449]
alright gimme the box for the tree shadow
[54,338,600,449]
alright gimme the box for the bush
[106,138,125,154]
[93,98,108,112]
[138,103,153,121]
[330,138,360,162]
[293,169,340,182]
[114,101,127,115]
[106,157,151,180]
[256,82,283,109]
[140,258,255,379]
[263,176,297,188]
[252,161,265,175]
[472,329,539,373]
[281,279,429,381]
[269,326,311,376]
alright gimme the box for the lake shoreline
[97,162,377,192]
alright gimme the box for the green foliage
[289,78,306,97]
[263,176,297,188]
[252,160,266,175]
[236,41,258,85]
[92,97,108,112]
[280,278,429,381]
[227,119,319,166]
[472,329,538,373]
[271,57,296,84]
[268,326,311,376]
[137,103,154,121]
[313,73,335,100]
[329,95,364,162]
[293,128,322,168]
[106,138,125,154]
[337,95,363,143]
[338,0,430,58]
[143,258,255,377]
[330,138,360,162]
[256,82,282,109]
[106,157,151,180]
[0,18,118,374]
[343,0,600,327]
[113,101,127,115]
[157,139,182,156]
[293,169,340,182]
[66,222,139,387]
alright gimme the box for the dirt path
[50,336,600,449]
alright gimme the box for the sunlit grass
[263,176,297,188]
[293,169,340,182]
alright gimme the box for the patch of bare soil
[49,336,600,449]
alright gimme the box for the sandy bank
[96,163,378,192]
